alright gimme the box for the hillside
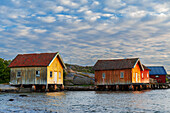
[65,63,94,74]
[64,63,95,86]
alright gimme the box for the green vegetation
[65,63,94,73]
[0,58,11,83]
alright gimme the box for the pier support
[32,85,36,91]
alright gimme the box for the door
[54,72,58,83]
[136,73,138,83]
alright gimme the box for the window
[36,71,40,77]
[147,73,149,78]
[50,71,53,77]
[142,73,143,78]
[120,72,124,78]
[133,73,135,78]
[156,75,159,78]
[59,72,61,78]
[17,71,21,78]
[102,73,105,79]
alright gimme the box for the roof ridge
[18,52,58,55]
[98,58,139,61]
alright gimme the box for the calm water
[0,89,170,113]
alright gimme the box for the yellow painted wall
[47,56,63,84]
[132,62,141,83]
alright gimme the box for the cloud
[34,29,47,33]
[0,0,170,73]
[37,16,56,23]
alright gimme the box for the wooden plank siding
[10,67,47,85]
[141,69,149,83]
[95,69,132,85]
[47,56,64,85]
[132,62,141,83]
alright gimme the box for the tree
[0,58,11,83]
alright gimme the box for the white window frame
[17,71,21,78]
[133,73,135,78]
[102,73,105,79]
[36,70,40,77]
[142,73,143,78]
[120,72,124,78]
[59,72,61,79]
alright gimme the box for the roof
[8,52,66,68]
[142,64,151,70]
[147,66,167,75]
[93,58,144,71]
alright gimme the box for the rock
[19,94,28,97]
[9,99,14,101]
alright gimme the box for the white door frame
[54,72,58,83]
[136,73,138,83]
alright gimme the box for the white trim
[48,53,67,69]
[133,59,144,71]
[48,53,59,66]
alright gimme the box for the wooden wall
[132,62,141,83]
[150,75,166,83]
[47,56,64,85]
[10,67,47,85]
[141,69,149,83]
[95,69,132,85]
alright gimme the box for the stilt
[45,84,49,92]
[61,84,64,90]
[116,85,119,91]
[54,85,58,90]
[32,85,36,91]
[129,85,134,91]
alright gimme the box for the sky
[0,0,170,73]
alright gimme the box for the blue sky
[0,0,170,73]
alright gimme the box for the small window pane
[59,72,61,78]
[120,72,124,78]
[102,73,105,79]
[50,71,52,77]
[17,71,21,77]
[133,73,135,78]
[36,71,40,77]
[142,73,143,78]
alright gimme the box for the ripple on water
[0,89,170,113]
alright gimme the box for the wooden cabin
[141,65,150,83]
[93,58,149,90]
[147,66,167,84]
[8,52,66,91]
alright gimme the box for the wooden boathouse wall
[10,67,47,85]
[141,69,149,83]
[47,55,64,85]
[95,69,132,85]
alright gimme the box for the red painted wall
[141,69,149,83]
[150,75,166,83]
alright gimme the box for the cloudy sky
[0,0,170,73]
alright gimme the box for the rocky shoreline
[0,84,18,92]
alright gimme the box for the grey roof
[94,58,143,71]
[147,66,167,75]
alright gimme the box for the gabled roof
[147,66,167,75]
[93,58,144,71]
[8,52,66,69]
[142,64,151,70]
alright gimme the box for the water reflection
[46,92,66,97]
[0,89,170,113]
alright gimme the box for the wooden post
[32,85,36,91]
[61,84,64,90]
[54,85,57,90]
[116,85,119,91]
[45,84,49,92]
